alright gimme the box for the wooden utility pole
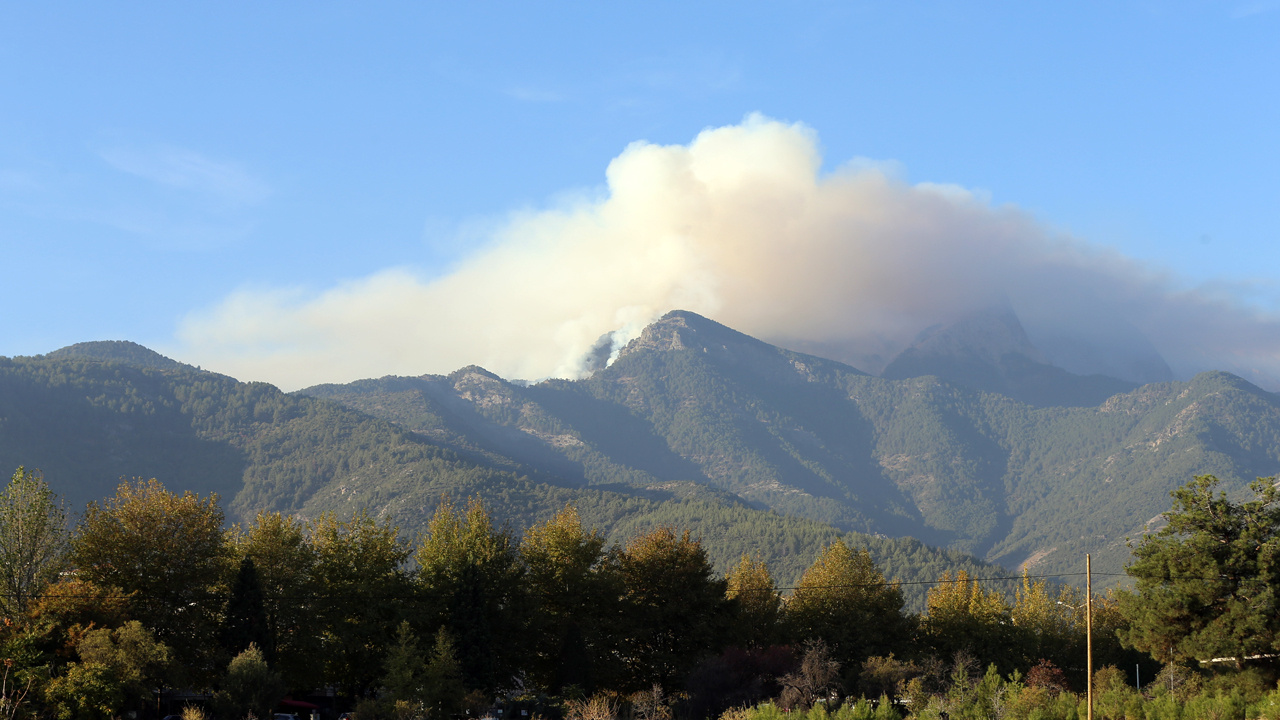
[1087,553,1093,720]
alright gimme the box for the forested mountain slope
[304,311,1280,584]
[0,348,1006,607]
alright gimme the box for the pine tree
[383,621,427,705]
[422,627,465,718]
[222,556,271,660]
[1119,474,1280,666]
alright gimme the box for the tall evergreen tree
[422,626,465,718]
[1119,474,1280,667]
[383,621,427,707]
[223,556,271,661]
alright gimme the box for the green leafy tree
[0,467,68,618]
[1118,475,1280,666]
[414,497,528,693]
[70,479,230,680]
[45,662,121,720]
[76,621,173,704]
[520,505,622,692]
[785,540,910,686]
[234,511,320,692]
[311,510,411,697]
[210,644,285,720]
[46,620,172,720]
[617,526,731,692]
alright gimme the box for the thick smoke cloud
[176,115,1280,391]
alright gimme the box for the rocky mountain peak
[615,310,765,359]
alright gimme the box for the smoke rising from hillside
[177,115,1280,390]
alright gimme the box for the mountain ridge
[301,311,1280,585]
[9,312,1280,591]
[0,345,1009,608]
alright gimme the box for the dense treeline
[0,468,1163,720]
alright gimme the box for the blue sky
[2,3,1278,388]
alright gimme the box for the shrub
[210,644,285,720]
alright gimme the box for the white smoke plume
[175,114,1280,391]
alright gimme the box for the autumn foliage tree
[785,541,910,687]
[71,479,229,679]
[923,570,1013,672]
[725,554,782,648]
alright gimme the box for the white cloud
[101,146,271,206]
[176,114,1280,391]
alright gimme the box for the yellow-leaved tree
[785,541,909,688]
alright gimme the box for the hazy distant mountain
[881,306,1140,407]
[1026,319,1175,386]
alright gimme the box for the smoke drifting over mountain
[177,115,1280,391]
